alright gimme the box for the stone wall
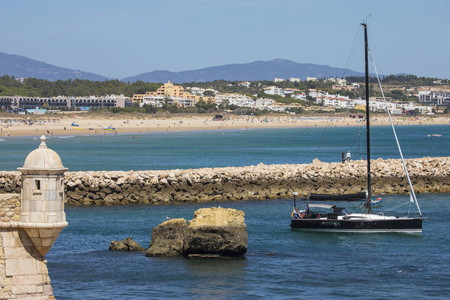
[1,157,449,206]
[0,194,20,223]
[0,194,54,299]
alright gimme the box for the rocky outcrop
[109,236,145,251]
[184,207,247,257]
[1,157,449,206]
[145,219,188,257]
[145,207,247,257]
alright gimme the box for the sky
[1,0,449,80]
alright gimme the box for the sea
[1,125,450,299]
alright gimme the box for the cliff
[1,157,449,206]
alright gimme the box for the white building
[255,98,275,108]
[289,78,301,82]
[186,87,205,96]
[274,78,285,82]
[418,91,450,106]
[283,88,300,94]
[309,91,329,98]
[215,93,254,107]
[292,93,307,100]
[316,96,354,109]
[263,86,285,97]
[307,77,318,82]
[353,99,395,111]
[238,81,251,88]
[140,95,196,108]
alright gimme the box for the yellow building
[131,94,144,103]
[133,81,215,107]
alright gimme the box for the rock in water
[109,236,145,251]
[145,218,188,257]
[145,207,248,257]
[184,207,247,257]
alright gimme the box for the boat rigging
[290,22,423,233]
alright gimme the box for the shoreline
[1,114,448,137]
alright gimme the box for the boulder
[145,207,247,257]
[184,207,247,257]
[145,218,188,257]
[109,236,145,251]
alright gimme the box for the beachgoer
[346,151,351,162]
[341,151,345,163]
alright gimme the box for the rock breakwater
[0,157,449,206]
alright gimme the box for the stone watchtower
[18,135,68,256]
[0,135,68,299]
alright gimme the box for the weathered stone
[109,236,145,251]
[146,207,247,258]
[145,219,188,257]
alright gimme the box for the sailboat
[290,23,423,233]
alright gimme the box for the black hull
[290,218,422,233]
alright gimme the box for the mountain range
[0,52,366,83]
[0,52,107,81]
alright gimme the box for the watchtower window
[35,180,41,190]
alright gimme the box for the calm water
[2,125,449,298]
[0,125,449,171]
[48,194,449,299]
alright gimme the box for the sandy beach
[0,113,448,137]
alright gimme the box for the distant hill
[0,53,370,83]
[122,59,365,83]
[0,52,107,81]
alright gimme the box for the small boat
[432,134,442,137]
[71,122,82,129]
[290,23,423,233]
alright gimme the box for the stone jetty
[0,157,449,206]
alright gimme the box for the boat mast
[362,22,372,214]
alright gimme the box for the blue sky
[1,0,449,79]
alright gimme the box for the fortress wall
[0,194,54,300]
[1,157,449,206]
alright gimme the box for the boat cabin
[294,204,351,220]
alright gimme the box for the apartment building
[138,81,214,108]
[291,93,307,100]
[263,86,285,97]
[418,91,450,107]
[0,95,131,111]
[215,93,254,107]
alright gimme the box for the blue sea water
[1,125,449,171]
[48,194,449,299]
[1,125,449,298]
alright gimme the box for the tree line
[0,74,446,101]
[0,75,161,97]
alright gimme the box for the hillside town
[1,77,449,115]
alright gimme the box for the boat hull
[290,218,422,233]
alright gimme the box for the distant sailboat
[290,23,423,233]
